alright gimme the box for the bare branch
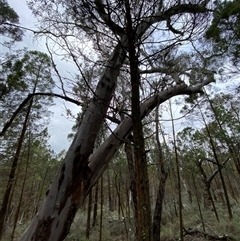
[0,92,82,137]
[208,157,230,184]
[150,2,210,25]
[183,227,235,241]
[46,43,67,97]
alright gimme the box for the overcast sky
[6,0,80,153]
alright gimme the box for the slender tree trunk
[35,165,49,213]
[86,189,92,240]
[11,136,31,241]
[152,106,168,241]
[226,174,238,203]
[116,181,121,220]
[6,164,20,226]
[192,174,206,232]
[0,98,33,240]
[114,174,129,239]
[125,141,137,236]
[169,100,184,241]
[196,160,219,221]
[107,170,113,212]
[99,176,103,241]
[92,182,99,228]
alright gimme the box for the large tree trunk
[125,0,152,240]
[19,42,126,241]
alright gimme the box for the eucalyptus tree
[10,130,60,241]
[0,50,54,240]
[204,92,240,175]
[20,0,216,240]
[179,93,238,220]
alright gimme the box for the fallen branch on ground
[183,227,236,241]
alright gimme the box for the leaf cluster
[206,0,240,63]
[0,0,23,42]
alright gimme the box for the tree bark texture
[125,0,153,240]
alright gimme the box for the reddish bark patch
[34,216,54,240]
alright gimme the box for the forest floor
[167,235,231,241]
[170,237,204,241]
[184,236,209,241]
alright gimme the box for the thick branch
[183,227,235,241]
[94,0,124,35]
[139,67,169,74]
[88,78,214,189]
[166,17,183,35]
[150,3,209,25]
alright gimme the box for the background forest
[0,0,240,241]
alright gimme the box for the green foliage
[206,0,240,63]
[0,48,56,241]
[0,49,54,121]
[0,0,23,41]
[1,50,52,89]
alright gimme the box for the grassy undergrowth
[2,199,240,241]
